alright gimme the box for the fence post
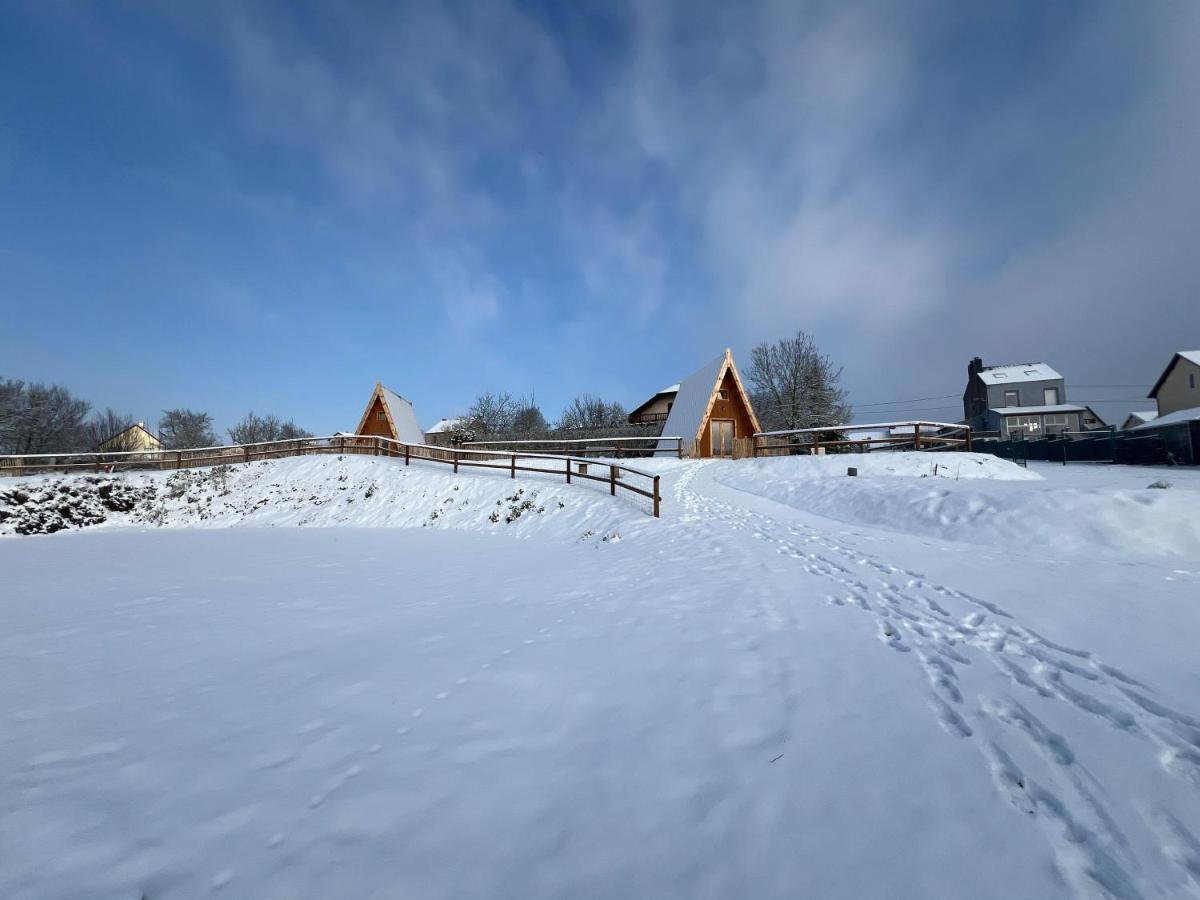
[914,425,922,451]
[243,446,249,466]
[339,436,346,456]
[610,465,617,496]
[653,475,661,518]
[964,428,972,452]
[511,454,516,479]
[565,457,572,484]
[615,444,622,459]
[677,439,682,459]
[176,451,182,470]
[453,451,459,474]
[405,444,410,466]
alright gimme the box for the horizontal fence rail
[0,434,664,518]
[463,435,684,459]
[752,421,973,457]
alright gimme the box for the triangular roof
[656,349,761,454]
[355,382,424,443]
[95,421,161,451]
[1148,351,1200,398]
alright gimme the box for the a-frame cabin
[656,349,761,457]
[355,382,425,444]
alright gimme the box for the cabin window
[1003,390,1019,407]
[1191,373,1197,389]
[376,411,386,421]
[717,390,728,400]
[1043,387,1059,405]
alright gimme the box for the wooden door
[710,419,734,457]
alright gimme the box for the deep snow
[2,453,1199,899]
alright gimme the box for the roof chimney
[968,357,984,378]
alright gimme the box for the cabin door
[710,419,734,457]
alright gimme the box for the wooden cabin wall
[358,396,394,438]
[697,369,758,457]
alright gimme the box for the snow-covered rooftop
[656,354,725,454]
[977,363,1062,385]
[379,386,424,443]
[1178,350,1200,367]
[425,417,463,435]
[1131,405,1200,430]
[989,403,1086,415]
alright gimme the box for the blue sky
[2,1,1198,434]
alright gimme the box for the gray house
[962,357,1105,438]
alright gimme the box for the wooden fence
[463,435,684,459]
[752,421,973,457]
[0,435,664,518]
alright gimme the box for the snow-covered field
[2,453,1199,899]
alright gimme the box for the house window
[1044,387,1059,405]
[1191,373,1197,389]
[1004,390,1019,407]
[1007,415,1041,438]
[1044,413,1070,436]
[376,411,386,421]
[717,390,728,401]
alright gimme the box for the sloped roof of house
[355,383,424,444]
[425,417,463,435]
[1131,405,1200,430]
[1121,411,1157,430]
[976,363,1062,385]
[655,350,760,453]
[989,403,1086,415]
[1148,351,1200,398]
[96,421,162,451]
[628,383,681,421]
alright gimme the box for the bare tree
[84,408,139,450]
[511,394,548,436]
[228,412,313,445]
[0,381,91,453]
[159,409,217,450]
[465,392,517,436]
[557,394,627,430]
[747,330,851,432]
[0,378,25,452]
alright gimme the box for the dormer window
[718,390,728,400]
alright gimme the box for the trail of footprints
[675,463,1200,898]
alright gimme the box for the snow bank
[0,455,647,542]
[713,452,1200,559]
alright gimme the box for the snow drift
[712,452,1200,559]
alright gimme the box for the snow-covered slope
[0,455,645,542]
[713,452,1200,559]
[3,455,1200,899]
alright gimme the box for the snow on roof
[425,417,462,434]
[659,383,680,395]
[1148,351,1200,397]
[655,353,726,454]
[977,363,1062,385]
[1124,411,1157,425]
[1131,405,1200,430]
[989,404,1087,415]
[379,386,424,443]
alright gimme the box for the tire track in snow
[674,461,1200,898]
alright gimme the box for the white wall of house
[1155,357,1200,416]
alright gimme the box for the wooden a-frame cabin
[654,349,761,458]
[354,382,425,444]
